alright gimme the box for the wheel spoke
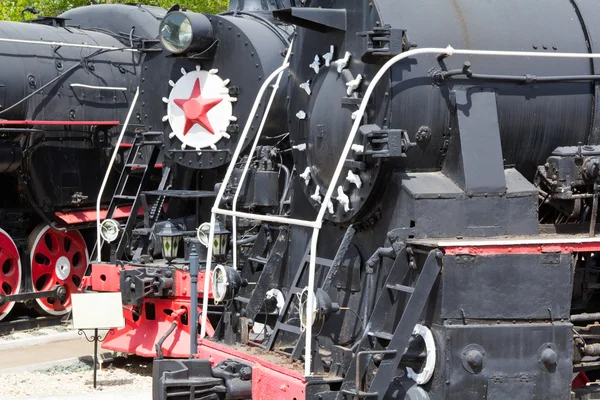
[30,225,88,316]
[0,250,9,270]
[35,243,55,263]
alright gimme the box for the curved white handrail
[231,39,295,271]
[200,61,292,337]
[204,44,600,377]
[96,87,140,263]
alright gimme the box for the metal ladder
[264,226,355,362]
[339,246,442,399]
[92,131,163,262]
[201,44,457,377]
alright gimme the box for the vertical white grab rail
[201,45,600,377]
[231,39,294,271]
[96,86,140,263]
[200,62,293,339]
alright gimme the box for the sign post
[71,292,125,388]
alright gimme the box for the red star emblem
[173,78,223,135]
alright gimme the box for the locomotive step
[124,163,147,169]
[140,140,163,145]
[114,195,137,200]
[142,189,216,198]
[247,256,268,264]
[132,227,153,235]
[368,331,394,341]
[386,283,415,293]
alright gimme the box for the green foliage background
[0,1,229,21]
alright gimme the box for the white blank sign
[71,292,125,330]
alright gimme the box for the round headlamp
[159,11,214,54]
[196,222,211,247]
[299,288,339,331]
[211,264,246,304]
[100,219,120,243]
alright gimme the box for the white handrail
[202,44,600,377]
[0,37,139,52]
[231,39,295,271]
[70,83,128,91]
[200,62,292,337]
[96,86,140,263]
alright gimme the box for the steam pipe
[571,313,600,323]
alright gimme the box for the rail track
[0,315,68,336]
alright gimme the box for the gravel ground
[0,357,153,397]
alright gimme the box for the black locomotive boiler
[143,0,600,399]
[0,7,153,319]
[78,0,600,399]
[79,0,295,358]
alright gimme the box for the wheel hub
[55,256,71,281]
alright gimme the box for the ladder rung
[247,256,268,264]
[125,163,147,169]
[276,323,302,335]
[234,296,250,303]
[315,257,333,267]
[132,227,153,235]
[368,331,393,341]
[114,195,136,200]
[386,283,415,293]
[141,140,163,145]
[142,131,163,136]
[142,189,216,199]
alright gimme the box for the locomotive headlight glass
[159,12,193,53]
[159,11,214,54]
[100,219,120,243]
[212,265,229,303]
[211,264,245,304]
[299,287,318,330]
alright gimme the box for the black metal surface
[142,189,215,199]
[0,285,66,305]
[120,267,174,306]
[0,13,145,210]
[440,253,573,320]
[390,169,538,239]
[432,323,573,400]
[152,358,226,400]
[243,227,288,321]
[443,88,505,194]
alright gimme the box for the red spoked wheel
[29,224,88,315]
[0,228,21,321]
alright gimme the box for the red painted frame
[196,340,307,400]
[444,242,600,255]
[90,262,215,358]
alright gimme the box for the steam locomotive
[55,0,600,399]
[0,5,156,319]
